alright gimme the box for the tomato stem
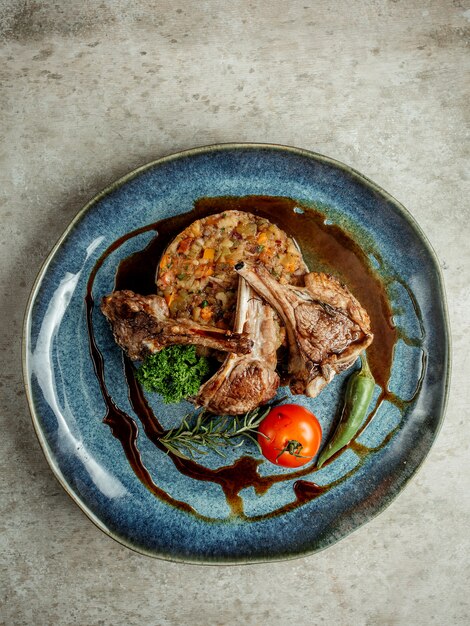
[275,439,311,462]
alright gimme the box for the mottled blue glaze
[23,144,450,563]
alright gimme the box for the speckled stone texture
[0,1,468,625]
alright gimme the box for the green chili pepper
[316,352,375,469]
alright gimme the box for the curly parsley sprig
[135,345,211,404]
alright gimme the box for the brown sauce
[86,195,423,521]
[85,311,198,517]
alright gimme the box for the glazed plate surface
[23,144,450,563]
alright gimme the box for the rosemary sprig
[159,398,287,460]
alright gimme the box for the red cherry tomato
[257,404,322,467]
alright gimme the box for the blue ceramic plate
[23,144,450,563]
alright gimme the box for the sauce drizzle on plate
[86,196,423,521]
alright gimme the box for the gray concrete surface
[1,1,469,625]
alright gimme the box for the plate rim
[22,142,452,564]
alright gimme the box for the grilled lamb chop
[101,289,252,361]
[195,277,280,414]
[235,261,373,397]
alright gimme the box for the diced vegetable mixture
[156,210,307,328]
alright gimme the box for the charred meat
[195,277,281,414]
[235,261,373,397]
[101,289,252,361]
